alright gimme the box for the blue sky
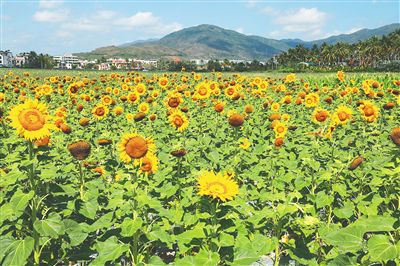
[1,0,399,55]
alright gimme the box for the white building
[53,54,79,69]
[14,52,30,67]
[0,50,14,67]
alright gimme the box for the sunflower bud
[228,113,244,127]
[97,139,112,146]
[134,112,146,122]
[348,156,364,170]
[171,149,187,157]
[60,124,72,134]
[79,117,90,126]
[383,102,395,110]
[68,141,91,160]
[390,128,400,147]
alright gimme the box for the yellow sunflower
[127,92,140,104]
[138,102,150,114]
[195,82,211,100]
[332,105,352,125]
[168,109,189,132]
[101,95,113,105]
[197,171,239,202]
[304,93,320,108]
[9,99,57,141]
[92,104,109,120]
[358,101,379,122]
[312,108,330,123]
[136,153,158,175]
[273,121,288,138]
[158,77,169,88]
[238,138,251,150]
[118,133,156,163]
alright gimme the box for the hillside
[75,23,400,60]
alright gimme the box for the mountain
[75,23,400,60]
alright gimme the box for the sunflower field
[0,70,399,266]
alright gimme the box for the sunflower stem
[78,161,85,200]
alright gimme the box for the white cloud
[59,10,182,37]
[245,0,260,8]
[262,7,328,40]
[39,0,63,9]
[33,10,68,22]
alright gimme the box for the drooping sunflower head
[9,99,57,141]
[168,109,189,132]
[390,127,400,147]
[228,113,244,127]
[118,133,156,163]
[197,171,239,202]
[68,140,91,160]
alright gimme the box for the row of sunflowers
[0,70,399,265]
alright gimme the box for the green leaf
[355,215,396,232]
[333,201,354,219]
[9,189,34,219]
[328,255,357,266]
[34,213,65,238]
[367,235,399,262]
[120,217,143,237]
[322,225,364,253]
[78,198,98,219]
[174,249,219,266]
[64,219,88,246]
[218,232,235,247]
[1,236,34,266]
[91,236,129,265]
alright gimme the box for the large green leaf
[9,189,34,219]
[34,212,65,238]
[174,249,219,266]
[355,215,397,232]
[120,217,143,237]
[367,235,399,262]
[91,236,129,265]
[322,225,365,253]
[0,236,34,266]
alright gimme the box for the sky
[1,0,399,55]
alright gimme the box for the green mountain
[75,23,400,60]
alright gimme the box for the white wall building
[53,54,79,69]
[0,50,14,67]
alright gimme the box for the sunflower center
[173,116,184,127]
[125,136,148,159]
[160,80,167,86]
[316,112,327,122]
[96,107,105,116]
[141,159,152,172]
[198,87,208,96]
[18,109,45,131]
[277,126,285,133]
[207,182,227,195]
[168,97,180,108]
[338,111,348,121]
[364,107,374,116]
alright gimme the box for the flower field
[0,70,399,265]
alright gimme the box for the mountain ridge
[75,23,400,60]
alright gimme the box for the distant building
[53,54,79,69]
[0,50,14,67]
[98,63,110,71]
[14,52,30,67]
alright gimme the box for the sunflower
[273,121,287,138]
[337,71,345,82]
[127,92,140,104]
[9,99,57,141]
[271,102,280,112]
[136,153,158,175]
[238,138,250,150]
[197,171,239,202]
[168,109,189,132]
[113,106,124,115]
[101,95,113,105]
[158,77,169,88]
[332,105,352,125]
[118,133,156,163]
[195,82,211,100]
[92,104,109,120]
[358,100,379,122]
[138,102,150,114]
[136,83,147,96]
[312,108,330,123]
[304,93,320,108]
[284,73,296,83]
